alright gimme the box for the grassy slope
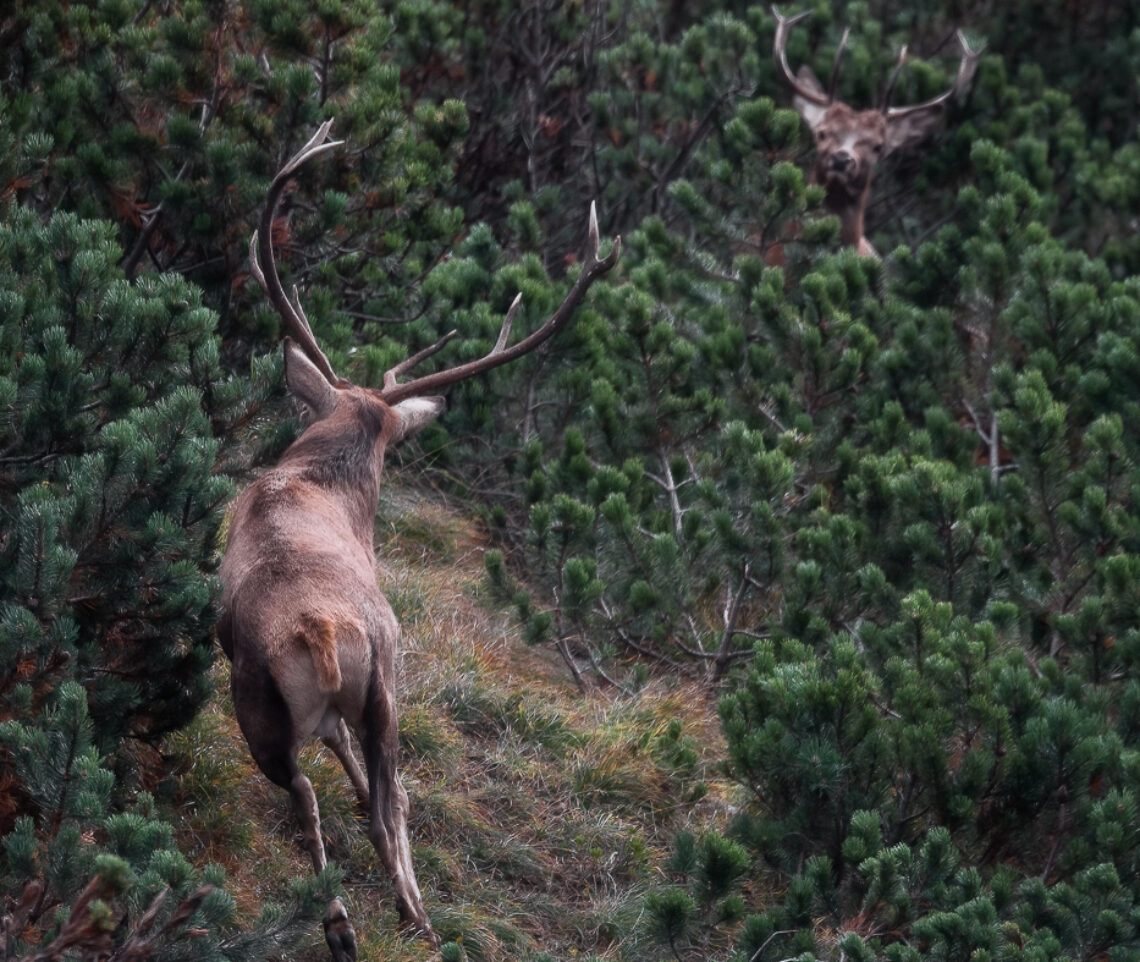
[162,483,734,962]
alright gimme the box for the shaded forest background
[3,0,1140,959]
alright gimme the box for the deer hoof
[398,914,440,947]
[323,898,358,962]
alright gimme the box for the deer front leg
[287,770,328,873]
[321,716,370,806]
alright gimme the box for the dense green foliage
[3,0,1140,959]
[0,209,234,746]
[1,681,336,960]
[0,195,329,957]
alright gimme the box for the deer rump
[219,481,391,736]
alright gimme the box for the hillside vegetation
[3,1,1140,961]
[165,485,728,961]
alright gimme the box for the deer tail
[297,613,344,693]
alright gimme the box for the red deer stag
[218,121,620,959]
[773,6,981,256]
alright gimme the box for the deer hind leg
[360,689,436,943]
[232,661,329,872]
[253,740,359,962]
[286,765,361,962]
[232,663,358,962]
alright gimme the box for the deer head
[773,6,981,256]
[219,121,620,959]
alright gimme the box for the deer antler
[249,119,345,386]
[772,6,831,106]
[773,6,983,117]
[377,204,621,404]
[826,27,850,101]
[884,30,984,118]
[253,122,620,401]
[880,44,911,111]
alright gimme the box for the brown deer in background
[773,6,982,256]
[218,121,620,960]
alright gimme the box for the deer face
[796,96,888,198]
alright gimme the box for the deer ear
[390,396,445,443]
[284,338,339,420]
[793,66,829,130]
[884,108,943,156]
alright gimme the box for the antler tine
[494,293,523,354]
[379,202,621,404]
[288,284,336,375]
[380,293,523,392]
[827,27,850,101]
[886,30,984,119]
[250,119,345,386]
[382,330,461,391]
[280,120,344,181]
[881,44,910,112]
[771,5,831,107]
[381,289,525,391]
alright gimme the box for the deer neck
[823,180,871,251]
[279,427,386,543]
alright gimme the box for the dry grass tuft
[162,484,729,960]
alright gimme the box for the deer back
[219,341,443,716]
